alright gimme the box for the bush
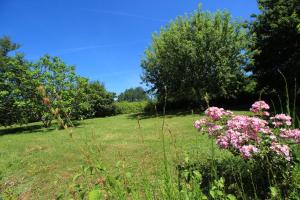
[191,100,300,199]
[178,156,300,199]
[114,101,148,114]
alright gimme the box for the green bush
[114,101,148,114]
[178,156,300,199]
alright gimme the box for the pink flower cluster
[250,100,270,116]
[239,145,259,159]
[216,115,270,158]
[280,129,300,143]
[205,107,232,121]
[194,100,297,162]
[194,118,206,130]
[227,115,270,135]
[271,114,292,127]
[270,143,291,161]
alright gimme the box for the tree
[71,76,93,120]
[248,0,300,95]
[0,37,39,126]
[0,37,117,127]
[141,7,251,105]
[118,87,149,102]
[33,54,77,127]
[87,81,115,117]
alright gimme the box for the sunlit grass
[0,111,250,198]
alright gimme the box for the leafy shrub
[114,101,148,114]
[178,156,300,199]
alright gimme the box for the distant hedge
[114,101,149,114]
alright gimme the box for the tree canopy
[0,37,38,126]
[141,7,252,105]
[248,0,300,95]
[0,37,116,127]
[118,87,149,102]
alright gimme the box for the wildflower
[216,135,229,149]
[280,128,300,143]
[270,142,291,161]
[240,145,259,159]
[271,114,292,127]
[205,107,227,121]
[194,118,206,130]
[263,111,270,116]
[224,110,234,116]
[250,101,270,113]
[227,115,269,137]
[207,124,223,135]
[225,129,245,149]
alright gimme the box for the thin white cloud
[26,39,149,59]
[49,39,149,56]
[84,9,169,23]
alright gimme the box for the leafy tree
[33,54,77,127]
[87,81,115,117]
[0,37,117,127]
[0,37,39,126]
[248,0,300,95]
[70,79,116,119]
[118,87,149,102]
[71,76,93,120]
[141,7,251,105]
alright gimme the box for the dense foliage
[0,37,39,126]
[117,87,149,102]
[248,0,300,95]
[114,101,148,114]
[0,37,115,127]
[141,7,252,105]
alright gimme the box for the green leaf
[88,190,102,200]
[270,186,278,198]
[209,190,216,198]
[227,194,237,200]
[72,173,82,182]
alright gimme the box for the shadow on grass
[0,120,83,136]
[0,124,54,136]
[127,110,195,120]
[126,107,254,120]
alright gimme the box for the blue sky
[0,0,259,94]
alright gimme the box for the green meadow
[0,111,248,199]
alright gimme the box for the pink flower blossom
[271,114,292,127]
[280,128,300,143]
[227,115,270,136]
[263,111,270,116]
[207,125,223,135]
[225,129,246,149]
[270,142,291,161]
[193,101,295,162]
[224,110,234,116]
[240,145,259,159]
[205,107,227,121]
[250,101,270,113]
[194,118,206,129]
[216,135,229,149]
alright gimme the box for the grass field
[0,111,251,199]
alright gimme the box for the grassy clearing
[0,111,250,199]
